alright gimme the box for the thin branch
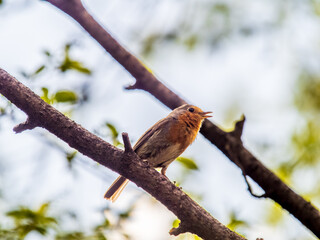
[122,132,134,153]
[170,222,189,236]
[229,115,246,140]
[0,68,245,240]
[13,117,37,133]
[125,84,138,90]
[41,1,320,237]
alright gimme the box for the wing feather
[133,117,172,153]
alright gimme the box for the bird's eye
[188,107,194,113]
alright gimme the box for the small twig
[169,222,188,236]
[125,84,138,90]
[226,141,266,198]
[228,116,266,198]
[122,132,134,153]
[230,115,246,139]
[13,118,37,133]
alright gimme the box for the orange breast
[167,113,202,151]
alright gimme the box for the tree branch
[229,115,246,140]
[0,68,245,239]
[13,117,37,133]
[122,132,134,153]
[43,0,320,237]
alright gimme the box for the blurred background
[1,0,320,239]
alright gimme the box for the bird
[104,104,212,202]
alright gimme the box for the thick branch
[43,1,320,237]
[0,69,245,239]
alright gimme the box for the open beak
[200,111,212,118]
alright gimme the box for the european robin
[104,104,212,202]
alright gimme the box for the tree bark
[0,68,246,240]
[44,0,320,238]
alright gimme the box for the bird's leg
[161,166,168,176]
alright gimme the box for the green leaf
[37,203,50,215]
[41,87,51,103]
[66,151,77,166]
[6,204,57,238]
[106,123,119,139]
[58,43,92,75]
[33,65,46,75]
[176,157,199,170]
[119,206,135,221]
[0,107,5,115]
[172,219,180,228]
[226,211,248,231]
[94,219,110,231]
[43,50,51,57]
[54,90,78,103]
[58,58,92,75]
[104,122,123,147]
[20,65,46,79]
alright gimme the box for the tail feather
[104,176,129,202]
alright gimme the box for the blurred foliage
[54,90,78,103]
[21,65,46,79]
[312,0,320,16]
[172,219,180,229]
[96,122,123,147]
[21,43,92,79]
[58,44,92,75]
[0,203,133,240]
[265,203,284,226]
[66,151,77,168]
[294,72,320,115]
[176,157,198,171]
[277,72,320,188]
[292,120,320,167]
[0,229,20,240]
[0,106,5,116]
[275,162,294,185]
[105,122,122,147]
[137,1,289,57]
[226,211,248,233]
[41,87,78,105]
[139,2,232,57]
[5,203,57,238]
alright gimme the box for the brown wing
[133,117,172,153]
